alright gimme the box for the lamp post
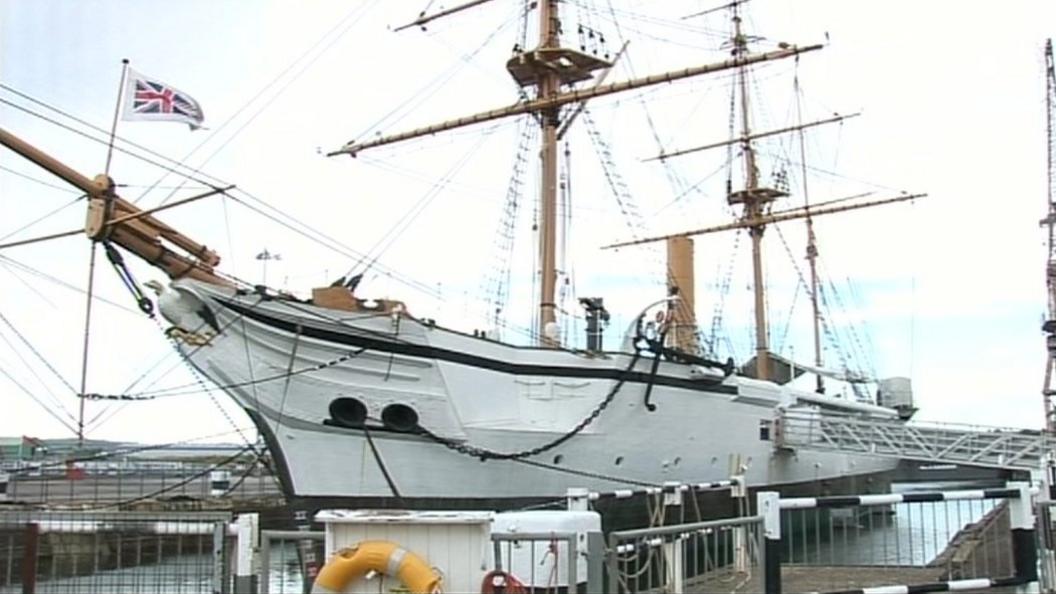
[255,249,281,286]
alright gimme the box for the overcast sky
[1,0,1055,446]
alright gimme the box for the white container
[491,510,601,587]
[315,509,493,594]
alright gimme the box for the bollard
[210,470,232,498]
[234,513,260,594]
[758,491,781,594]
[1008,481,1038,583]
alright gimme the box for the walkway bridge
[776,408,1054,471]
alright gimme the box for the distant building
[0,436,45,461]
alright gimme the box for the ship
[0,1,923,516]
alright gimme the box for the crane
[1041,39,1056,432]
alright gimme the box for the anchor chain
[416,348,643,461]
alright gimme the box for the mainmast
[728,10,786,381]
[333,5,821,349]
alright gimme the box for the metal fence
[606,515,763,593]
[759,483,1036,594]
[1038,499,1056,593]
[1,463,281,506]
[490,531,584,592]
[0,509,231,594]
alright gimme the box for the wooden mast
[796,75,826,393]
[332,10,820,348]
[729,10,782,381]
[537,0,561,346]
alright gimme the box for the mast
[728,10,784,381]
[795,72,826,393]
[537,0,561,346]
[1042,39,1056,432]
[335,7,821,349]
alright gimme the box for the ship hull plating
[167,280,899,506]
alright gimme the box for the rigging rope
[0,333,78,425]
[482,117,534,337]
[0,365,78,433]
[84,347,368,401]
[82,445,254,511]
[0,164,82,195]
[2,427,257,476]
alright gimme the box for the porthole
[381,404,419,432]
[328,398,366,428]
[614,456,624,466]
[553,454,564,465]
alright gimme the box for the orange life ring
[311,540,442,593]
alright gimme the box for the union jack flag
[122,69,204,130]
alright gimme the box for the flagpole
[104,59,130,175]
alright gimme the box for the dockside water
[784,481,1001,566]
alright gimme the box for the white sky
[1,0,1054,446]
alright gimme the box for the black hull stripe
[215,299,739,395]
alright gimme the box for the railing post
[731,475,748,573]
[21,522,39,594]
[606,532,621,594]
[258,532,271,594]
[567,487,589,511]
[586,530,605,594]
[758,491,781,594]
[234,513,259,594]
[213,520,229,594]
[661,481,684,593]
[1009,481,1038,583]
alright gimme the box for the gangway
[776,407,1054,471]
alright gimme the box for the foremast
[331,4,821,347]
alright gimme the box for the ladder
[776,407,1053,471]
